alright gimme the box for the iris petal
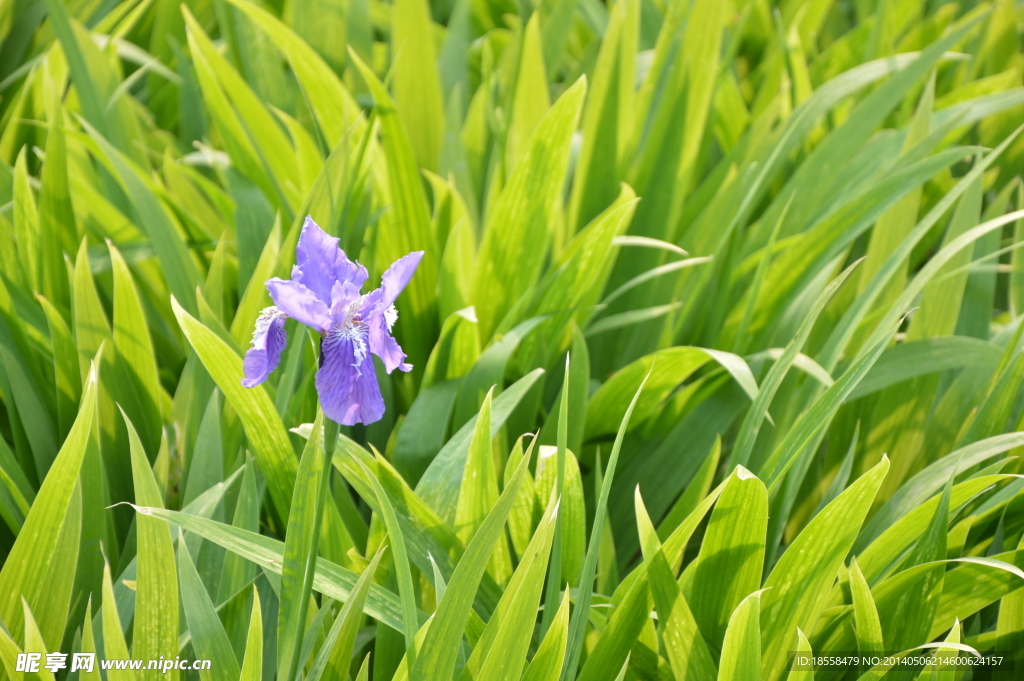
[359,251,422,373]
[241,307,287,387]
[266,278,332,333]
[329,279,363,321]
[316,325,384,426]
[295,217,368,301]
[380,251,424,307]
[367,304,411,373]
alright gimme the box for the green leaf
[532,190,638,361]
[855,73,934,310]
[12,147,39,291]
[879,466,952,652]
[417,368,545,523]
[134,503,410,631]
[110,241,163,456]
[535,446,586,590]
[454,386,496,545]
[79,599,102,681]
[0,365,95,642]
[410,447,531,681]
[37,103,74,310]
[308,547,386,681]
[857,433,1024,553]
[760,456,889,681]
[229,217,282,348]
[36,293,81,440]
[542,355,572,638]
[422,308,481,390]
[473,77,587,341]
[758,319,901,495]
[357,455,420,669]
[334,437,505,613]
[391,0,444,171]
[183,392,224,508]
[278,411,328,681]
[38,0,106,137]
[452,316,545,430]
[563,368,652,681]
[521,588,571,681]
[101,559,136,681]
[21,602,55,680]
[627,0,728,249]
[392,379,461,485]
[123,410,178,678]
[849,557,883,655]
[0,280,58,480]
[822,128,1024,368]
[587,347,758,440]
[785,629,814,681]
[220,460,260,655]
[505,436,540,562]
[80,119,202,315]
[438,219,477,320]
[855,555,1024,654]
[182,6,301,213]
[285,0,348,72]
[173,296,297,522]
[567,0,637,232]
[849,336,1002,400]
[454,388,512,583]
[681,468,768,651]
[729,260,859,469]
[30,483,80,651]
[996,535,1024,674]
[717,591,762,681]
[858,475,1014,584]
[0,434,32,534]
[506,14,550,171]
[635,486,716,681]
[907,151,984,343]
[467,487,559,681]
[658,436,720,540]
[177,528,242,681]
[224,0,364,147]
[239,587,263,681]
[578,480,726,681]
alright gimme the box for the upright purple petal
[242,307,288,387]
[380,251,424,307]
[294,217,368,301]
[266,278,332,333]
[329,279,363,320]
[316,325,385,425]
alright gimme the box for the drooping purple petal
[266,278,332,333]
[241,307,288,387]
[379,251,424,307]
[294,217,368,301]
[365,292,411,373]
[355,252,422,374]
[316,324,385,425]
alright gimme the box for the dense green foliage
[1,0,1024,679]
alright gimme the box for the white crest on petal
[252,307,286,343]
[384,304,398,330]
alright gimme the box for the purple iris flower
[241,217,423,425]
